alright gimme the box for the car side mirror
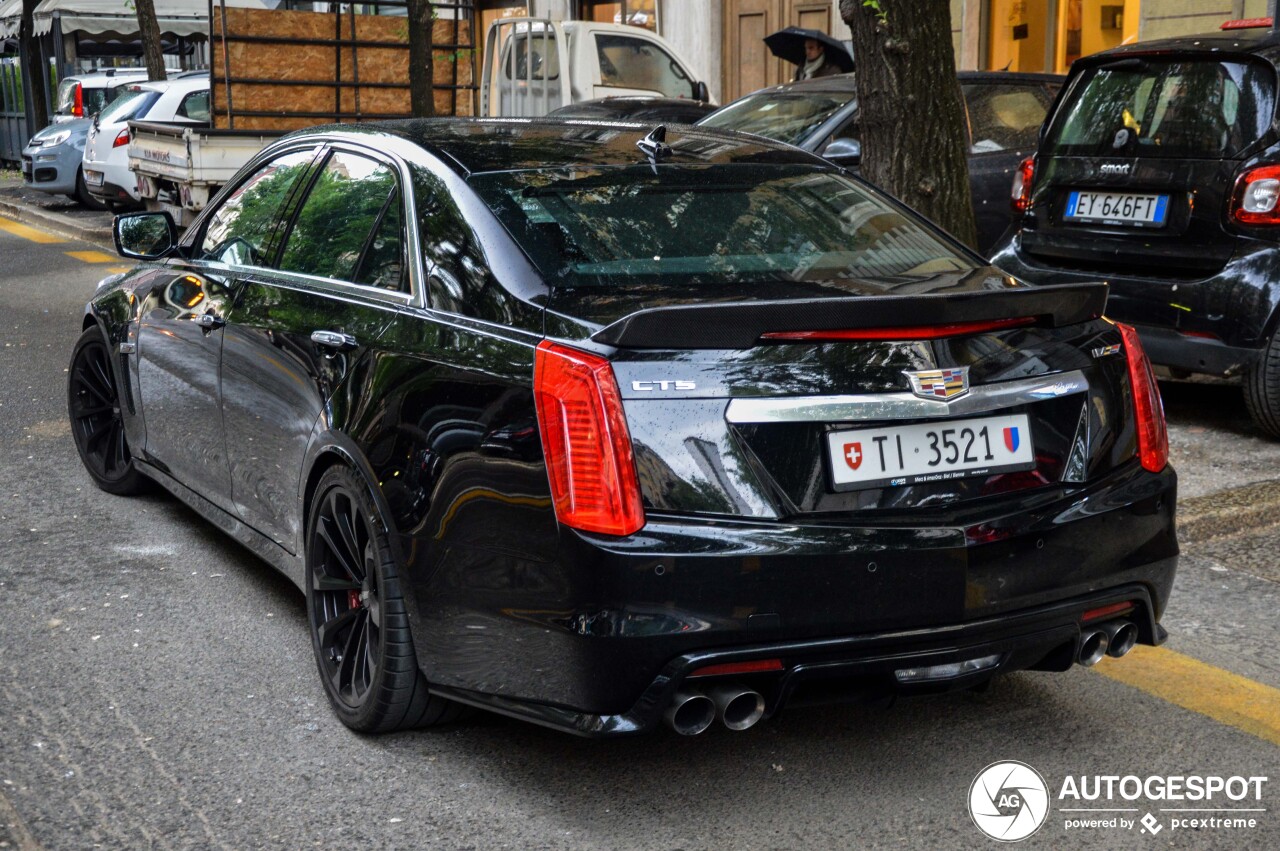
[694,81,710,103]
[114,211,178,260]
[823,138,862,168]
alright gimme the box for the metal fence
[1,58,26,165]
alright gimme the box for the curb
[0,196,113,248]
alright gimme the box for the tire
[67,327,149,495]
[305,465,462,733]
[1245,327,1280,438]
[74,168,108,210]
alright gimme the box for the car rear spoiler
[591,281,1109,349]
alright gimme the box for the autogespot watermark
[967,763,1269,842]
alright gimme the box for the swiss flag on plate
[844,442,863,470]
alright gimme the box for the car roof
[137,75,209,95]
[65,68,149,85]
[1079,26,1280,63]
[744,70,1064,98]
[299,119,830,176]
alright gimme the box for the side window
[199,149,315,266]
[963,83,1053,152]
[413,169,501,319]
[278,151,401,285]
[352,187,407,292]
[594,34,694,99]
[176,89,210,122]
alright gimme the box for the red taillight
[1231,165,1280,225]
[688,659,785,678]
[761,316,1036,343]
[1221,17,1272,30]
[73,83,83,117]
[533,341,644,536]
[1116,323,1168,473]
[113,128,131,148]
[1011,155,1035,214]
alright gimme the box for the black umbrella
[764,27,854,73]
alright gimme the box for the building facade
[480,0,1277,106]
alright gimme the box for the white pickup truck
[127,122,281,227]
[127,17,707,226]
[480,18,710,116]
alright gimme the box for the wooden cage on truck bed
[209,0,477,131]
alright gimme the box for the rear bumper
[426,462,1178,736]
[991,236,1278,374]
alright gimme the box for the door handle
[311,330,358,352]
[195,313,225,330]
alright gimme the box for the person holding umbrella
[764,26,854,81]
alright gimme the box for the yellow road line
[0,216,65,244]
[107,266,133,274]
[65,250,119,264]
[1096,645,1280,747]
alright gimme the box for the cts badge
[904,366,970,401]
[631,380,697,391]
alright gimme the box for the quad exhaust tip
[1102,620,1139,658]
[664,690,716,736]
[705,683,766,732]
[1078,629,1109,667]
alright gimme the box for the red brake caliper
[347,589,362,610]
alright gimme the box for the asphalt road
[1,219,1278,851]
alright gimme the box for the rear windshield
[471,165,974,288]
[98,88,161,125]
[698,91,849,146]
[55,79,138,118]
[1045,58,1276,159]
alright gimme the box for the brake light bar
[73,83,83,117]
[688,659,785,678]
[533,341,645,536]
[760,316,1036,343]
[1116,323,1169,473]
[1221,17,1271,30]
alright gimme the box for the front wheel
[1244,327,1280,439]
[67,327,148,495]
[305,465,461,733]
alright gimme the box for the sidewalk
[0,169,114,247]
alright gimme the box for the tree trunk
[19,0,48,131]
[407,0,436,118]
[839,0,979,249]
[134,0,169,81]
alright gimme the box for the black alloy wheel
[68,327,147,495]
[305,465,461,732]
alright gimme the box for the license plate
[85,170,104,186]
[827,414,1034,491]
[1065,190,1168,227]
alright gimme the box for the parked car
[697,71,1064,254]
[52,68,148,124]
[73,120,1176,738]
[20,118,104,209]
[990,26,1280,438]
[82,74,210,211]
[547,95,717,124]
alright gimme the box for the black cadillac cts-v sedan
[70,119,1178,737]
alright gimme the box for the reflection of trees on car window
[199,151,313,265]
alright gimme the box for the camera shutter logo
[968,761,1050,842]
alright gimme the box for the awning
[0,0,22,39]
[30,0,267,38]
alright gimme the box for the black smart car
[72,120,1177,737]
[991,25,1280,437]
[697,71,1064,254]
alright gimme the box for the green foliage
[862,0,888,26]
[279,163,396,281]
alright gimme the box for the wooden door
[724,0,783,103]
